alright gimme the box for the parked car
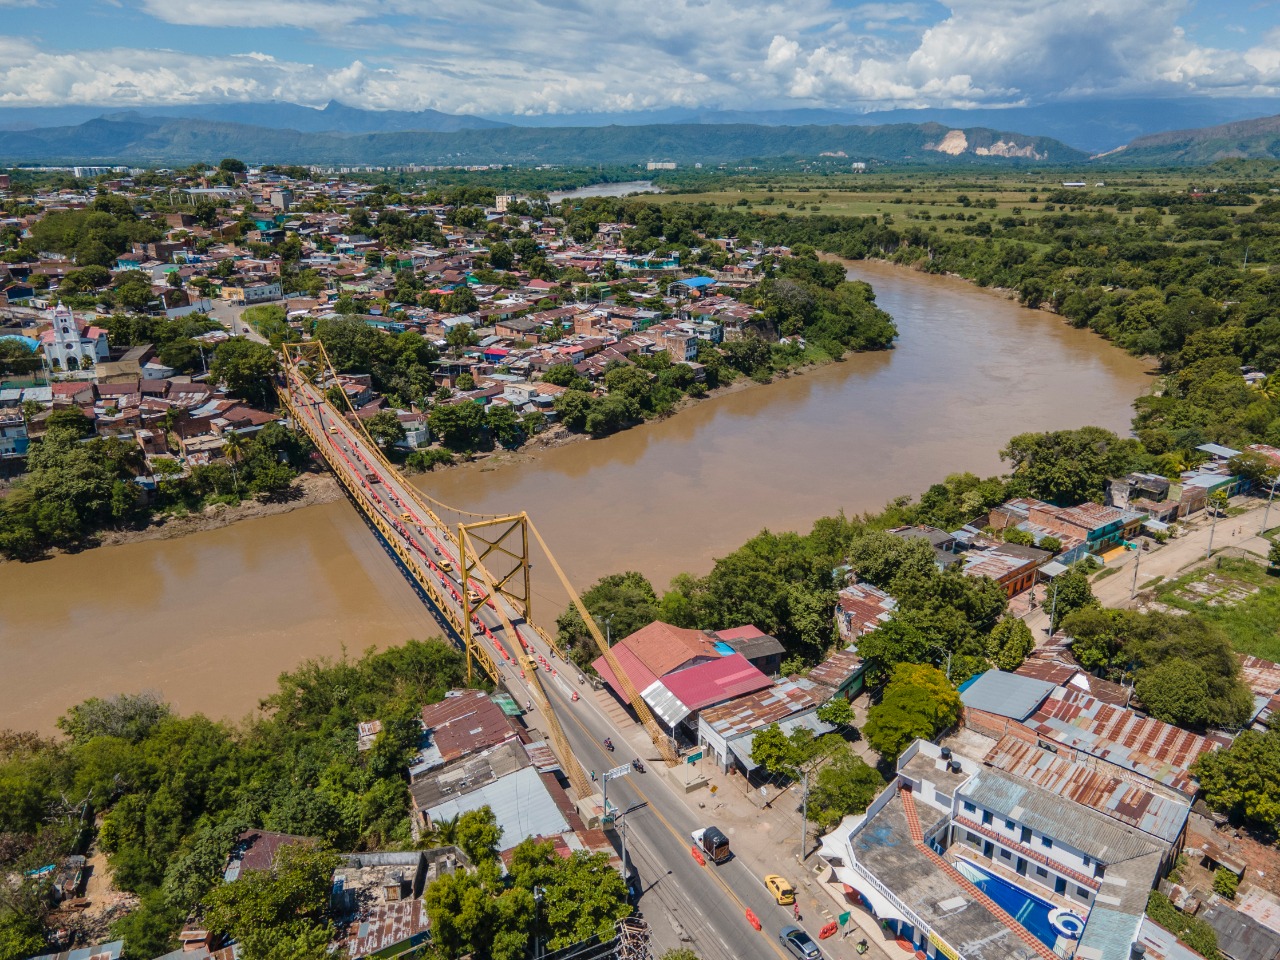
[779,926,821,960]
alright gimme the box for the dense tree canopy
[1063,607,1254,728]
[864,664,961,761]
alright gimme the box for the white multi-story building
[818,739,1189,960]
[40,304,110,372]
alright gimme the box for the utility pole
[533,886,544,960]
[1206,498,1222,561]
[596,613,614,647]
[1262,474,1279,536]
[798,766,809,864]
[1130,542,1142,599]
[1048,576,1058,639]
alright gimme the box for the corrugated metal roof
[641,679,691,729]
[807,648,865,691]
[960,671,1055,721]
[1023,688,1215,796]
[1239,654,1280,698]
[960,769,1163,864]
[982,736,1189,844]
[423,764,568,848]
[1076,909,1143,960]
[698,677,824,738]
[660,654,772,711]
[727,708,834,771]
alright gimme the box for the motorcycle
[632,758,645,773]
[856,941,868,955]
[604,738,614,752]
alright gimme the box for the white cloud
[137,0,375,29]
[0,0,1276,114]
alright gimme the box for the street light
[595,613,615,647]
[533,886,544,960]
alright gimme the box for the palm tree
[221,431,247,494]
[420,813,459,849]
[1256,375,1279,403]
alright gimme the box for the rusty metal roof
[1239,654,1280,698]
[836,581,896,641]
[697,677,824,739]
[982,735,1189,844]
[1023,688,1216,796]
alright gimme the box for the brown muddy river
[0,261,1152,732]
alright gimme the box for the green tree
[209,339,279,408]
[455,372,476,391]
[1191,730,1280,835]
[486,404,522,447]
[456,807,501,865]
[364,410,406,450]
[1214,868,1239,899]
[0,911,47,960]
[428,401,485,451]
[57,692,171,745]
[808,751,883,832]
[1001,427,1143,504]
[816,698,855,728]
[556,572,658,673]
[987,618,1035,671]
[1048,566,1097,630]
[1270,541,1280,572]
[553,390,596,432]
[203,843,339,960]
[864,664,961,762]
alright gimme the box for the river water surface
[0,261,1152,732]
[547,181,660,202]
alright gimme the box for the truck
[691,826,731,864]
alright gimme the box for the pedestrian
[793,900,800,921]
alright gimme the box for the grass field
[647,170,1260,242]
[1155,556,1280,661]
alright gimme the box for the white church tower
[47,304,87,370]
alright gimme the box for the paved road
[207,299,269,344]
[1023,497,1277,640]
[287,373,806,960]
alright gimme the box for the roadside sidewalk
[637,741,898,960]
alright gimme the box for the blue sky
[0,0,1276,114]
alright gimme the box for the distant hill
[3,96,1276,153]
[0,117,1085,166]
[0,100,508,134]
[491,97,1280,153]
[1104,113,1280,164]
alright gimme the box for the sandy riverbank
[86,471,345,550]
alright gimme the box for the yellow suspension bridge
[278,343,676,805]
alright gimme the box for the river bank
[94,472,344,549]
[1,259,1152,732]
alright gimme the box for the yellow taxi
[468,589,484,604]
[438,560,454,574]
[400,512,413,522]
[764,874,795,905]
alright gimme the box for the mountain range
[0,116,1085,166]
[3,96,1280,153]
[1101,113,1280,165]
[2,99,1280,167]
